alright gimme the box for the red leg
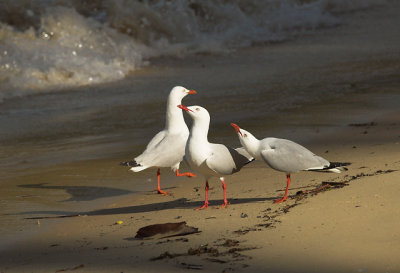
[217,178,228,209]
[156,168,169,195]
[195,181,209,210]
[274,174,291,203]
[176,169,196,178]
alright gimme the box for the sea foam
[0,0,385,100]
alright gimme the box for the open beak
[178,104,193,112]
[231,123,242,136]
[187,90,197,95]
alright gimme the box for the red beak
[178,104,193,112]
[231,123,242,136]
[188,90,197,95]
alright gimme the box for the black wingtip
[329,162,351,168]
[245,157,256,165]
[119,160,140,167]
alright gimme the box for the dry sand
[1,110,399,273]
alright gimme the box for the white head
[178,105,210,124]
[231,123,260,156]
[169,86,197,101]
[177,105,211,139]
[165,86,196,131]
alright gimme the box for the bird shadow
[18,183,134,202]
[22,197,275,219]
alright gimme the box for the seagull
[178,105,254,209]
[231,123,350,203]
[120,86,197,195]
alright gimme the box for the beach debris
[342,169,397,183]
[180,263,203,270]
[283,203,298,213]
[55,264,85,272]
[233,227,259,235]
[205,258,227,263]
[257,223,274,228]
[188,245,219,256]
[115,220,123,225]
[228,247,256,255]
[292,169,397,202]
[94,246,109,250]
[221,239,239,247]
[150,251,181,261]
[232,168,399,239]
[295,181,349,201]
[156,237,189,244]
[150,243,256,262]
[135,221,200,239]
[176,237,189,242]
[240,213,248,218]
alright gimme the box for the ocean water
[0,0,385,100]
[1,0,399,246]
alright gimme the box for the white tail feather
[130,166,148,172]
[235,147,254,161]
[307,166,348,173]
[328,167,348,173]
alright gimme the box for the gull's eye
[244,134,247,137]
[182,89,186,93]
[196,108,200,111]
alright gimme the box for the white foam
[0,0,385,100]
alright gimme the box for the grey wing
[206,144,253,175]
[234,147,254,162]
[260,138,329,173]
[135,132,186,168]
[145,130,167,151]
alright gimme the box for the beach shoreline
[1,1,400,272]
[1,107,399,272]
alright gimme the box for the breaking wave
[0,0,385,100]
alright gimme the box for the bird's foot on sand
[157,189,171,195]
[195,203,209,210]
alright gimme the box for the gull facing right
[120,86,197,195]
[231,123,350,203]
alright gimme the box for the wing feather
[206,144,253,175]
[260,138,329,173]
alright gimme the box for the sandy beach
[1,110,399,273]
[1,1,400,272]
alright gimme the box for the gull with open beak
[231,123,350,203]
[179,105,254,209]
[120,86,197,195]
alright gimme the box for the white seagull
[178,105,254,209]
[120,86,197,195]
[231,123,350,203]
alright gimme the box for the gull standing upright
[120,86,197,195]
[178,105,254,209]
[231,123,350,203]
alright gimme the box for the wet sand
[1,110,399,272]
[1,2,400,272]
